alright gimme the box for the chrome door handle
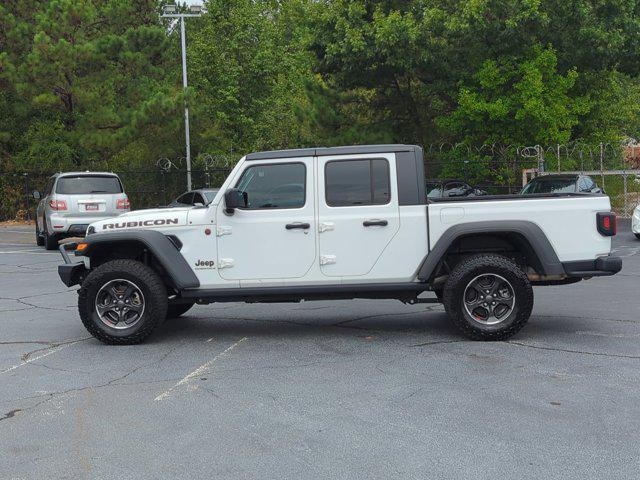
[363,219,388,227]
[285,222,310,230]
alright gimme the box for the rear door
[316,154,400,277]
[216,158,316,281]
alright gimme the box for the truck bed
[427,193,612,263]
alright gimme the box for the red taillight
[49,199,67,211]
[117,198,130,210]
[597,212,616,236]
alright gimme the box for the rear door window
[325,159,390,206]
[55,176,122,194]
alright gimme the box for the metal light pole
[161,4,203,191]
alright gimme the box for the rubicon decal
[194,259,215,269]
[102,218,179,229]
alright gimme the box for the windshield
[56,176,123,194]
[521,177,576,194]
[203,190,218,202]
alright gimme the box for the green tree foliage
[1,0,182,172]
[1,0,639,180]
[309,0,640,146]
[441,47,590,146]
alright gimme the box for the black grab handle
[285,222,310,230]
[363,220,388,227]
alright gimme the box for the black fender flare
[78,230,200,289]
[417,220,564,281]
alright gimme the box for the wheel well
[86,241,174,290]
[434,232,544,279]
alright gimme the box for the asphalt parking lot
[1,222,639,479]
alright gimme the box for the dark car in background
[168,188,219,207]
[521,174,603,195]
[426,179,487,199]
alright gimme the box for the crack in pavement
[331,307,442,327]
[0,343,183,421]
[0,340,71,346]
[21,337,91,362]
[506,341,640,360]
[533,313,640,325]
[409,339,466,347]
[0,408,21,422]
[30,362,92,375]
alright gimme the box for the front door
[216,158,316,281]
[317,154,400,277]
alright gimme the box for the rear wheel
[635,233,640,240]
[443,254,533,341]
[35,221,44,246]
[43,222,59,250]
[78,259,167,345]
[166,302,195,318]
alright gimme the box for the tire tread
[78,259,167,345]
[442,254,533,341]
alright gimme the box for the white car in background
[633,204,640,239]
[34,172,130,250]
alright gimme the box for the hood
[89,207,191,233]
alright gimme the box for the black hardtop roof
[245,144,422,161]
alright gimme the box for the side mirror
[224,188,247,214]
[32,190,41,200]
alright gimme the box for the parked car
[168,189,219,207]
[633,203,640,239]
[521,174,603,195]
[34,172,129,250]
[426,179,486,198]
[57,144,620,345]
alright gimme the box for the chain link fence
[2,143,638,221]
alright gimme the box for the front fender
[75,230,200,289]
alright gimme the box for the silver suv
[34,172,130,249]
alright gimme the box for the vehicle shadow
[151,307,460,343]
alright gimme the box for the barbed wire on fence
[2,142,639,221]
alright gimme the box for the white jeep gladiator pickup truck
[57,144,621,344]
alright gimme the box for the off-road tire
[442,254,533,341]
[78,259,168,345]
[35,221,44,246]
[166,302,195,318]
[43,222,58,250]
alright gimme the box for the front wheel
[635,233,640,240]
[78,259,168,345]
[443,254,533,341]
